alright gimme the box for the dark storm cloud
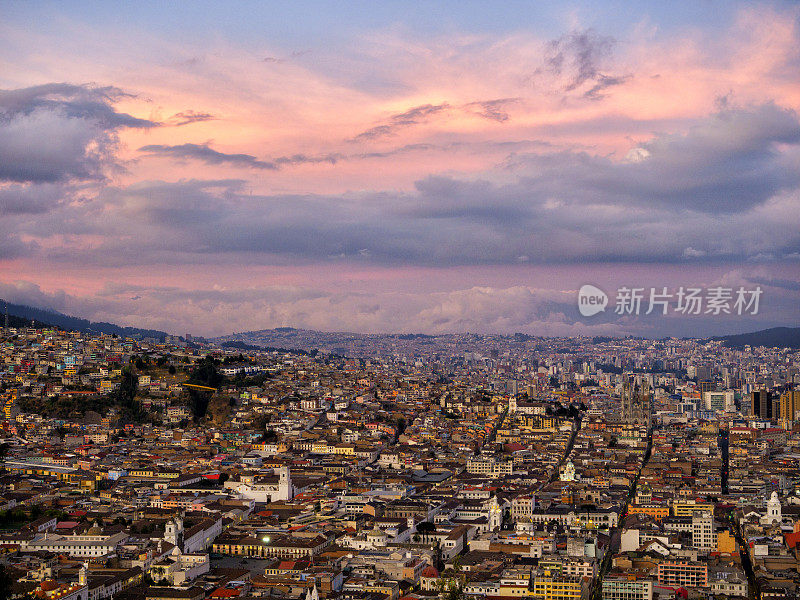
[0,83,158,183]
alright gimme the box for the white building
[225,466,294,502]
[603,578,653,600]
[760,491,782,525]
[691,513,715,551]
[24,527,128,558]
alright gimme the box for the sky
[0,1,799,338]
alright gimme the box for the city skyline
[1,1,799,337]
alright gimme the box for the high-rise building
[698,380,715,395]
[691,512,715,551]
[657,561,709,588]
[779,390,800,423]
[751,390,771,420]
[703,390,734,412]
[621,376,651,426]
[695,365,712,381]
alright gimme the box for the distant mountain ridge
[218,325,800,352]
[2,300,172,341]
[3,300,797,349]
[712,326,800,349]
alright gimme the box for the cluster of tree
[18,393,116,419]
[0,505,65,529]
[222,340,327,358]
[132,354,178,374]
[394,333,434,340]
[186,356,226,418]
[110,367,148,423]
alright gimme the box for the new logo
[578,284,608,317]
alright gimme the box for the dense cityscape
[2,2,800,600]
[1,323,799,600]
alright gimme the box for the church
[225,466,294,503]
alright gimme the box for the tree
[190,356,224,388]
[417,521,435,533]
[452,555,462,573]
[168,365,176,375]
[0,565,13,600]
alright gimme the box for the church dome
[422,566,439,578]
[87,522,103,535]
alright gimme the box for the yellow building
[717,530,738,554]
[628,504,669,521]
[531,576,584,600]
[334,443,356,455]
[672,500,714,517]
[129,468,156,478]
[780,390,800,422]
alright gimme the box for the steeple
[767,491,781,522]
[279,466,294,500]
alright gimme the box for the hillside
[2,300,172,341]
[713,327,800,350]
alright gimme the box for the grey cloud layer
[6,103,800,269]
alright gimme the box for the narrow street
[548,419,580,485]
[719,426,758,599]
[719,427,729,495]
[592,425,654,600]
